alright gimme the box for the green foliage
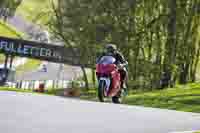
[16,0,52,25]
[48,0,200,89]
[0,20,23,38]
[0,0,22,20]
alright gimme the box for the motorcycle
[96,56,124,103]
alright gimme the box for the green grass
[16,59,41,75]
[81,83,200,113]
[124,83,200,113]
[0,87,34,93]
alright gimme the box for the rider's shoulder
[115,51,123,56]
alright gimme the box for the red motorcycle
[96,56,123,103]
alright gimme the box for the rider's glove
[117,64,124,69]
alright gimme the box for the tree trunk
[179,63,189,84]
[191,45,200,82]
[81,66,89,90]
[178,0,197,84]
[162,0,177,88]
[92,68,96,88]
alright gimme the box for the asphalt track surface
[0,91,200,133]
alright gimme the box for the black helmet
[105,44,117,53]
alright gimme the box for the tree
[0,0,22,21]
[48,0,200,90]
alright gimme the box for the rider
[97,43,128,91]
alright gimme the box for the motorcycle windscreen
[96,56,116,73]
[98,56,116,64]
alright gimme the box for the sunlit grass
[123,83,200,113]
[80,83,200,113]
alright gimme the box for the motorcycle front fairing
[96,56,120,97]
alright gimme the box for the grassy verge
[81,89,97,101]
[123,83,200,113]
[0,87,63,96]
[80,83,200,113]
[0,87,34,93]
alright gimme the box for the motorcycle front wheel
[98,80,106,102]
[112,96,121,104]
